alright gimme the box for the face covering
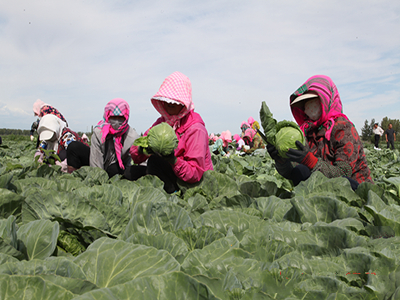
[109,119,124,130]
[304,98,322,121]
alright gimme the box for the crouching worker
[90,98,140,178]
[127,71,214,193]
[267,75,373,190]
[211,131,232,156]
[35,114,89,173]
[242,128,264,154]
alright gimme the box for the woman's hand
[287,141,318,170]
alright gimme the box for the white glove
[243,145,250,150]
[30,135,34,141]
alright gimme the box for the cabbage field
[1,138,400,299]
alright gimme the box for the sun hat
[290,93,319,107]
[39,129,55,141]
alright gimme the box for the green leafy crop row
[1,140,400,299]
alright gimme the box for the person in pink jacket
[128,71,213,193]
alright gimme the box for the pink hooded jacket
[220,130,232,147]
[130,72,213,183]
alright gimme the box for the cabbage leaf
[133,122,178,156]
[259,101,305,158]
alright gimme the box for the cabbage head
[147,122,178,156]
[275,120,305,158]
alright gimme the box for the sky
[1,0,399,137]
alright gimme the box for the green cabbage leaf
[259,101,305,158]
[133,122,178,156]
[275,120,305,158]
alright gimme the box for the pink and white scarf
[290,75,350,141]
[96,98,130,169]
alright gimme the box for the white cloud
[0,0,399,136]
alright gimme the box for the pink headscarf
[96,98,130,169]
[248,117,255,126]
[151,72,194,130]
[290,75,350,141]
[209,133,218,142]
[233,134,241,142]
[33,99,47,116]
[244,128,257,142]
[220,130,232,147]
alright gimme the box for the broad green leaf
[73,237,180,288]
[307,224,368,251]
[294,172,363,206]
[0,239,24,259]
[0,215,24,259]
[328,218,365,233]
[0,256,86,278]
[0,274,74,300]
[72,271,218,300]
[125,232,188,262]
[72,166,109,187]
[193,211,262,241]
[239,180,277,198]
[0,253,19,264]
[290,276,371,299]
[0,173,13,189]
[13,177,58,196]
[128,186,168,214]
[111,180,141,203]
[365,205,400,236]
[74,185,129,236]
[0,215,18,249]
[259,101,277,145]
[174,226,225,251]
[181,235,240,276]
[223,194,254,209]
[123,200,193,238]
[383,177,400,197]
[17,219,59,260]
[179,170,240,201]
[256,196,292,222]
[134,174,165,189]
[0,257,98,295]
[0,188,24,220]
[186,193,210,219]
[22,190,109,232]
[57,178,87,192]
[290,195,359,224]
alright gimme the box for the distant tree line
[361,117,400,142]
[0,128,31,135]
[0,128,91,137]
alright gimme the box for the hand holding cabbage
[133,122,178,162]
[258,101,305,159]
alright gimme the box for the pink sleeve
[34,150,44,163]
[129,145,149,164]
[56,159,68,173]
[172,125,210,183]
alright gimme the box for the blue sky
[0,0,399,136]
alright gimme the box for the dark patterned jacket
[306,117,373,183]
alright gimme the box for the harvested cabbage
[133,122,178,156]
[275,120,305,158]
[259,101,305,158]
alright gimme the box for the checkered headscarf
[151,72,194,130]
[96,98,130,169]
